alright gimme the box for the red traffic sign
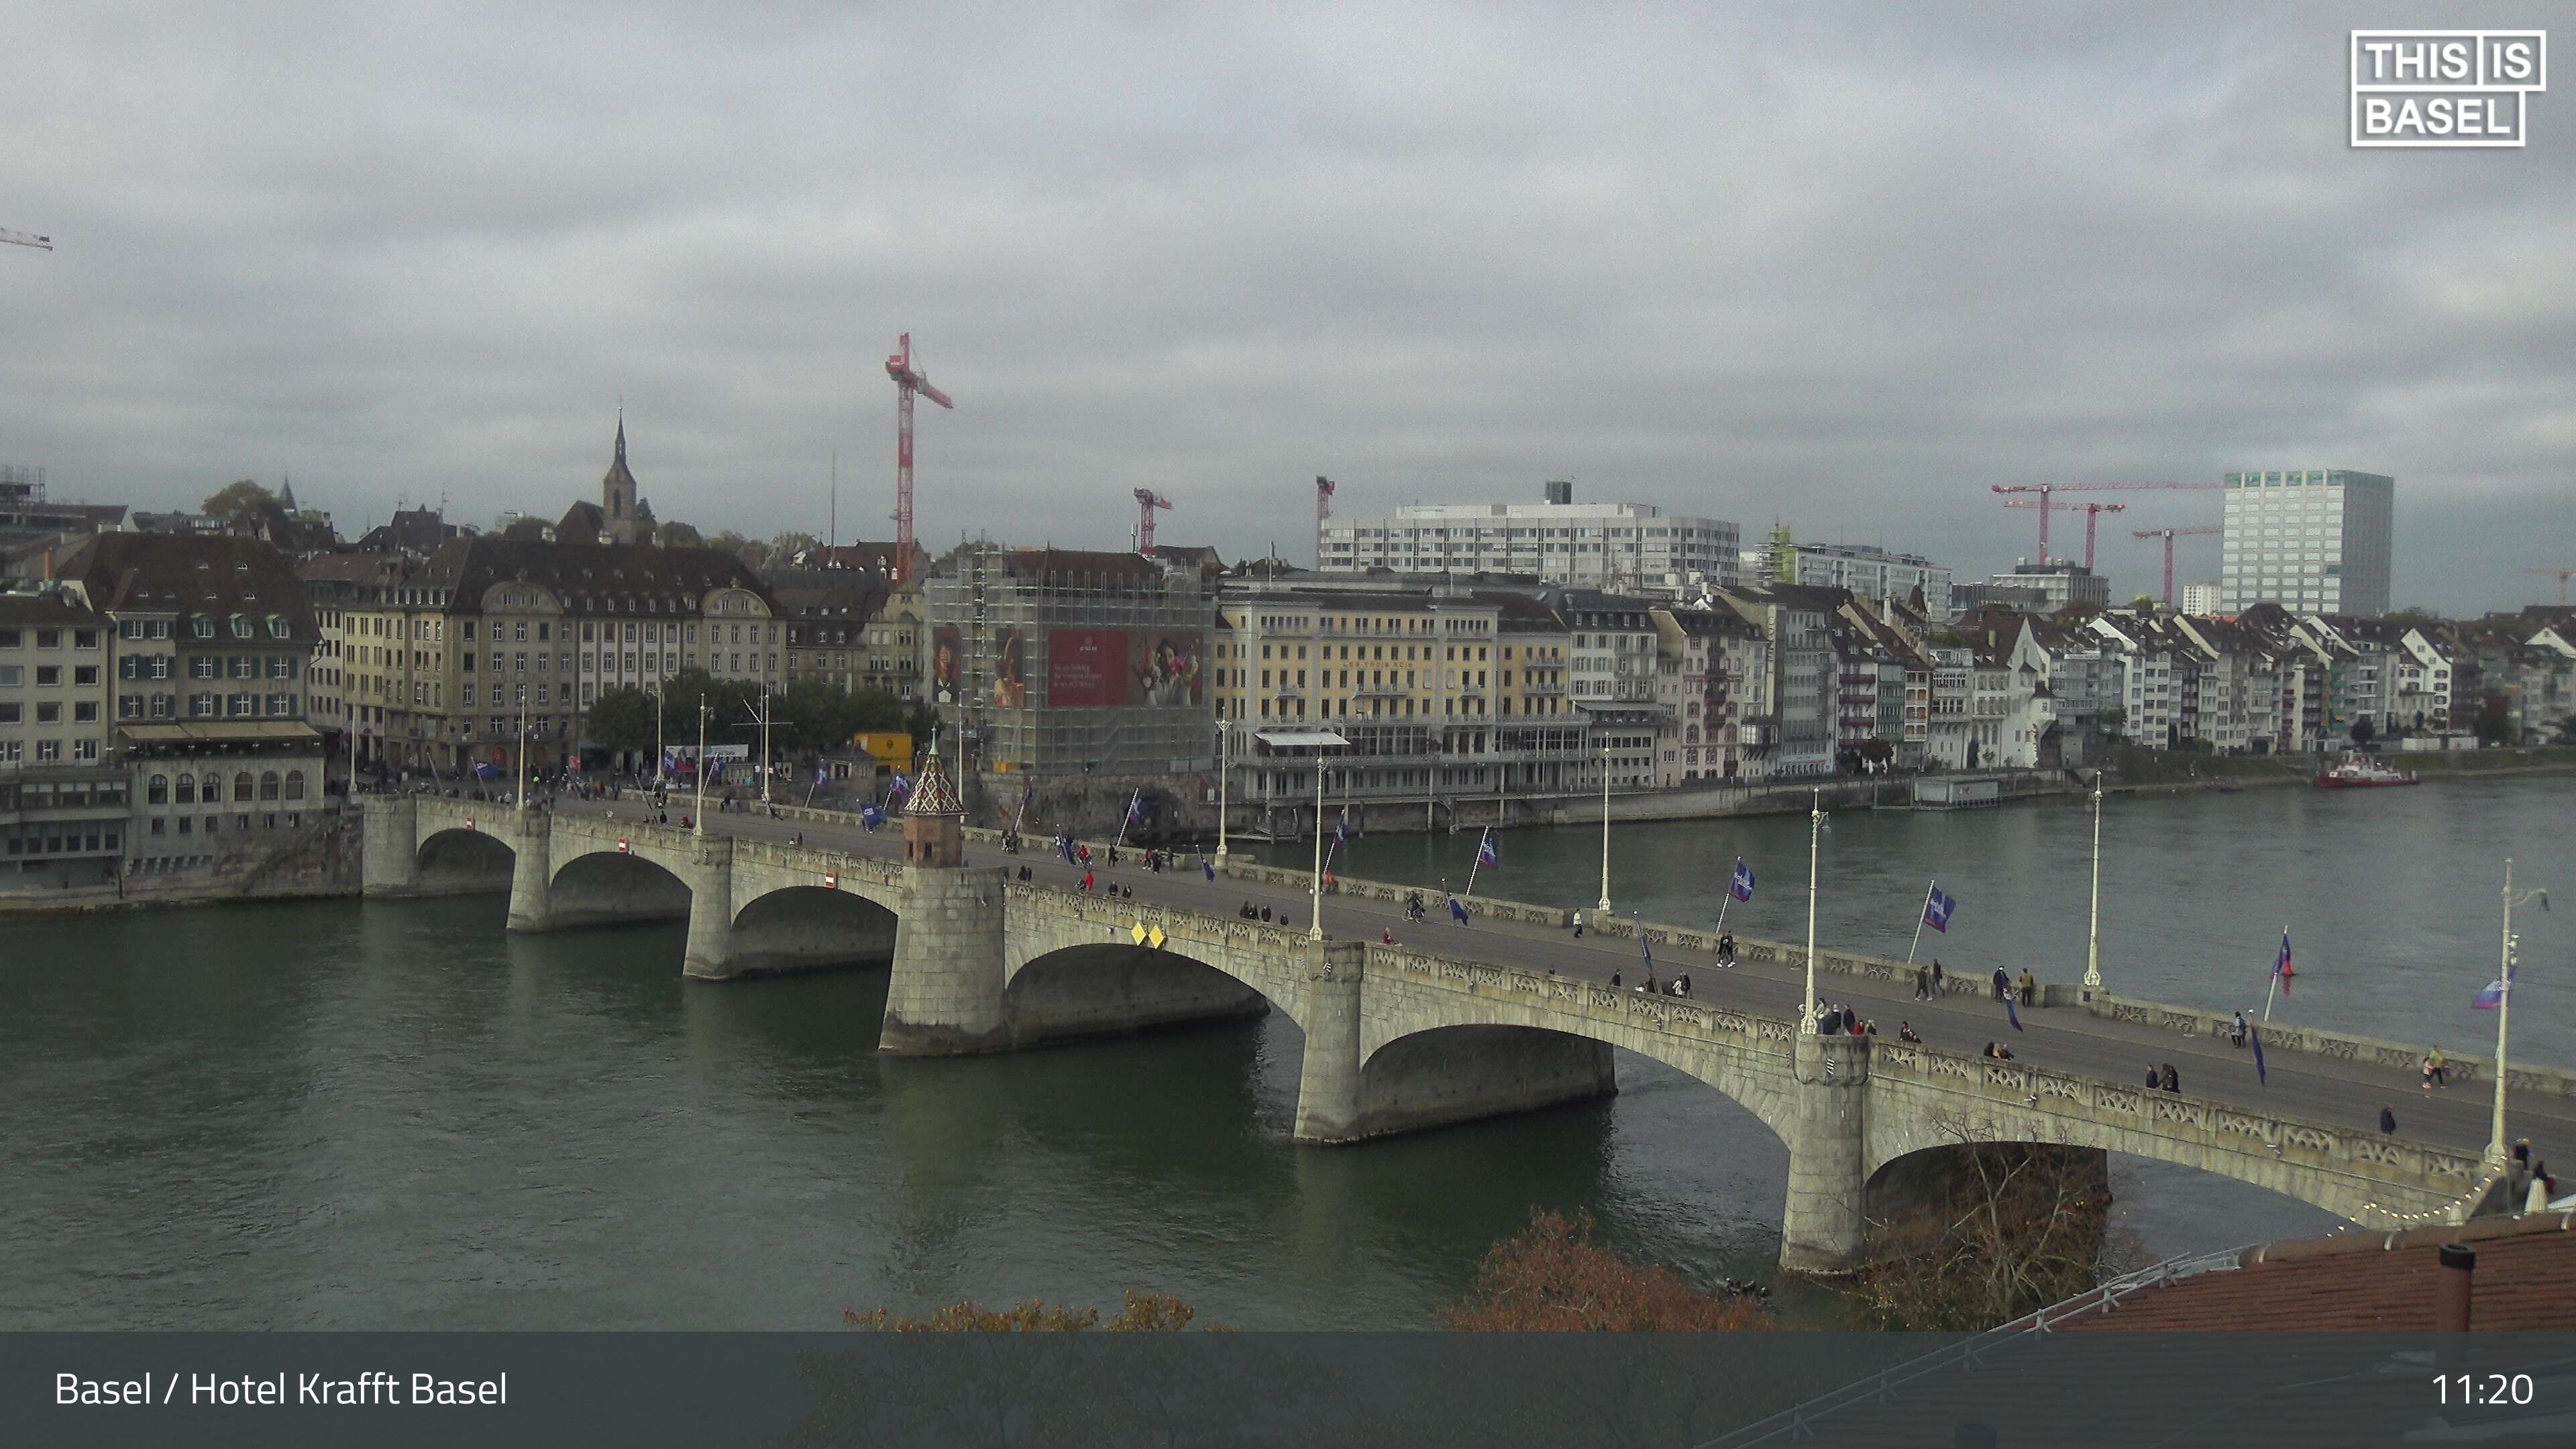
[822,871,839,890]
[465,817,476,831]
[617,838,631,854]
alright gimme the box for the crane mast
[1,227,53,251]
[1134,489,1173,555]
[883,333,953,584]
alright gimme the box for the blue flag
[889,771,913,800]
[1448,895,1469,924]
[2474,973,2510,1010]
[1126,790,1144,824]
[1924,888,1958,933]
[2250,1023,2267,1084]
[2272,930,2295,997]
[859,804,885,831]
[1059,835,1077,865]
[1202,858,1216,881]
[1333,818,1348,849]
[473,761,502,781]
[2004,993,2022,1032]
[1477,831,1501,868]
[814,763,828,786]
[1640,924,1654,969]
[1730,859,1756,903]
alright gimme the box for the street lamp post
[2083,772,2105,995]
[515,684,529,816]
[1803,788,1824,1032]
[2490,858,2551,1165]
[1597,743,1613,913]
[693,696,708,837]
[1307,748,1327,941]
[1216,714,1230,865]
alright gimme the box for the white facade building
[1320,485,1737,594]
[1756,531,1952,616]
[2180,582,2222,616]
[2218,469,2395,618]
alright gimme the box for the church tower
[602,413,639,544]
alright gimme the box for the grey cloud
[0,1,2569,610]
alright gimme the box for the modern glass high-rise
[2217,470,2394,617]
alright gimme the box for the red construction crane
[883,333,953,584]
[1314,476,1336,569]
[1991,482,2219,559]
[2133,525,2222,607]
[1134,489,1172,555]
[2527,568,2576,604]
[2000,498,2127,568]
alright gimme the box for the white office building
[1319,482,1737,594]
[2218,470,2395,618]
[2180,582,2222,616]
[1753,530,1952,616]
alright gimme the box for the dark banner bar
[14,1332,2576,1447]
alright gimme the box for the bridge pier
[880,863,1009,1052]
[504,813,554,932]
[680,838,740,981]
[360,798,420,896]
[1780,1032,1872,1275]
[1291,941,1368,1142]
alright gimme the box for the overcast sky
[4,2,2571,611]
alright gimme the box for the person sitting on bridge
[1260,906,1271,922]
[2379,1106,2398,1135]
[2424,1047,2449,1089]
[2160,1062,2180,1093]
[1610,971,1622,989]
[1640,970,1657,994]
[1715,932,1735,966]
[1081,871,1096,892]
[2017,970,2037,1006]
[1983,1040,2015,1061]
[1818,1005,1842,1034]
[1898,1021,1921,1043]
[680,814,692,830]
[1382,928,1395,945]
[1848,1015,1866,1038]
[1572,910,1585,938]
[2231,1010,2250,1048]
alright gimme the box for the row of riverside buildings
[5,433,2569,879]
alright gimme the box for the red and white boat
[2313,753,2419,789]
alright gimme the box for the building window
[285,770,306,801]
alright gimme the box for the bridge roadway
[540,796,2574,1179]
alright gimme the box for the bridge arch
[1357,963,1801,1146]
[415,826,515,892]
[1862,1067,2475,1226]
[1002,942,1274,1044]
[728,885,900,975]
[547,846,693,930]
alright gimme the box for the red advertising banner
[1047,629,1130,708]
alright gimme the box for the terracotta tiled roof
[2066,1211,2576,1332]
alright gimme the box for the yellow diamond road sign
[1130,922,1148,945]
[1148,925,1167,950]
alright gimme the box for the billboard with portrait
[930,626,962,706]
[993,628,1028,708]
[1046,629,1130,707]
[1136,631,1201,707]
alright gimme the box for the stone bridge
[362,796,2486,1271]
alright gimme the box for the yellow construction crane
[1,226,54,251]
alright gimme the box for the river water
[4,778,2567,1330]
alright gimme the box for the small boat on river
[2313,753,2420,789]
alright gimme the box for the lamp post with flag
[2262,927,2294,1022]
[2483,859,2551,1165]
[1597,743,1613,914]
[1718,857,1754,936]
[1215,716,1231,866]
[1907,880,1955,966]
[1802,789,1824,1032]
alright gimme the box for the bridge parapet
[1867,1040,2482,1228]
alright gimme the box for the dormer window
[229,615,254,639]
[267,616,290,639]
[191,616,215,639]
